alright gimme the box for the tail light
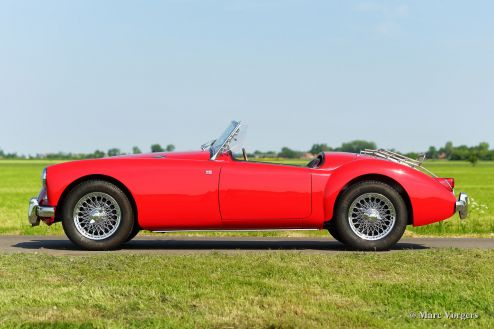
[436,177,455,190]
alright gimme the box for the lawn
[0,250,492,328]
[0,159,493,236]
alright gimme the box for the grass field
[0,250,492,328]
[0,159,492,236]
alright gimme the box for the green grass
[0,250,492,328]
[0,160,492,236]
[0,160,61,235]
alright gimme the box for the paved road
[0,235,492,255]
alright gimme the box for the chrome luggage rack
[360,149,437,177]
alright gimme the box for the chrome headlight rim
[41,168,47,188]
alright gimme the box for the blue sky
[1,0,493,154]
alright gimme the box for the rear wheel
[62,180,135,250]
[333,181,407,251]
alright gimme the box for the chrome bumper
[455,193,469,220]
[28,197,55,226]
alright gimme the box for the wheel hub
[89,209,107,223]
[362,208,381,222]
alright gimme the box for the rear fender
[324,159,456,226]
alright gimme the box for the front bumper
[28,197,55,226]
[455,193,469,219]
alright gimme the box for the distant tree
[278,147,303,159]
[477,142,489,160]
[253,150,277,158]
[485,150,494,161]
[444,141,454,159]
[478,142,489,150]
[93,150,106,158]
[468,150,479,166]
[309,143,331,155]
[132,146,142,154]
[450,145,469,160]
[151,144,164,152]
[166,144,175,152]
[404,152,419,159]
[0,149,4,158]
[4,152,19,159]
[427,146,438,159]
[107,148,122,157]
[337,140,377,153]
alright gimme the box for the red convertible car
[28,121,468,251]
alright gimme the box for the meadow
[0,159,492,236]
[0,250,492,328]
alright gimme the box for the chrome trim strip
[41,168,47,188]
[152,229,319,233]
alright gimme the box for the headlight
[41,168,47,188]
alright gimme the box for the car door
[128,159,223,230]
[219,161,312,221]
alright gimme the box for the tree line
[252,140,494,165]
[0,144,175,160]
[0,140,492,164]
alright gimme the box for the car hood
[47,150,212,174]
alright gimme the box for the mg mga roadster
[28,121,468,250]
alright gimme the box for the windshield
[208,120,246,159]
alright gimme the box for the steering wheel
[242,148,248,161]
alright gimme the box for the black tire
[326,220,343,243]
[61,180,135,250]
[333,180,407,251]
[125,224,141,243]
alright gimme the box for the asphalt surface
[0,235,492,255]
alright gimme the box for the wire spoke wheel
[348,192,396,241]
[73,192,121,240]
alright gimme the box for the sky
[1,0,493,155]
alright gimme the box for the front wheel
[62,180,135,250]
[125,224,141,243]
[333,181,407,251]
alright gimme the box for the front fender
[323,158,456,226]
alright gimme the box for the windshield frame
[210,120,242,160]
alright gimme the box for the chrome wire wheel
[73,192,121,240]
[348,192,396,241]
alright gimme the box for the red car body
[38,150,459,231]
